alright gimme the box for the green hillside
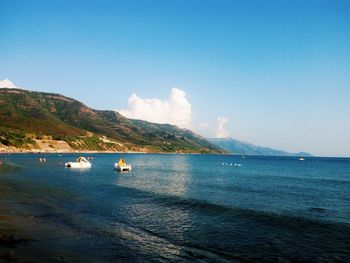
[0,88,225,153]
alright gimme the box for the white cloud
[0,79,21,89]
[118,88,192,128]
[216,116,230,138]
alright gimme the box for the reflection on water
[115,154,192,197]
[164,154,191,196]
[115,154,193,260]
[0,153,349,262]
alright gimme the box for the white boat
[65,157,91,168]
[299,157,305,161]
[114,159,132,172]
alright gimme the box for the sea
[0,153,349,262]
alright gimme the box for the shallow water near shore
[0,153,350,262]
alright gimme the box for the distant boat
[114,159,132,172]
[65,157,91,168]
[299,157,305,161]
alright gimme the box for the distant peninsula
[0,88,225,154]
[208,138,312,157]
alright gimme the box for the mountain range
[208,138,312,156]
[0,87,311,156]
[0,88,224,153]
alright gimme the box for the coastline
[0,163,100,262]
[0,150,216,156]
[0,147,223,155]
[0,209,97,263]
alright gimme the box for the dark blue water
[1,154,350,262]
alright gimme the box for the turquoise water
[1,154,350,262]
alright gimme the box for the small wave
[0,162,21,173]
[309,207,327,213]
[111,185,350,231]
[100,218,241,262]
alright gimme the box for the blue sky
[1,0,350,156]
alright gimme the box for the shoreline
[2,150,347,158]
[0,149,227,155]
[0,210,97,263]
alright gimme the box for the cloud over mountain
[0,79,21,89]
[216,116,230,138]
[118,88,192,128]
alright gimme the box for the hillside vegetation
[0,88,224,153]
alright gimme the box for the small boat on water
[65,157,91,168]
[299,157,305,161]
[114,159,132,172]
